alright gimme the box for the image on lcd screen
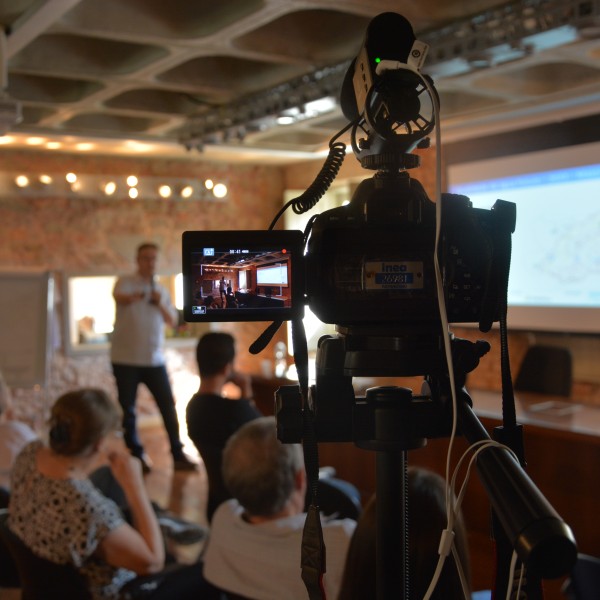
[189,244,293,316]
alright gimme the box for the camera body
[306,172,515,333]
[182,174,515,336]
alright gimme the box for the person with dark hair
[224,286,238,308]
[202,417,356,599]
[111,242,196,474]
[202,294,218,309]
[7,388,208,599]
[337,467,473,600]
[186,332,260,521]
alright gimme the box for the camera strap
[492,268,544,599]
[291,317,327,600]
[248,320,283,355]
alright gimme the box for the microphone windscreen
[340,58,358,120]
[339,13,417,121]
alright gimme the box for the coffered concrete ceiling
[0,0,598,162]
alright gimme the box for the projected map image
[450,164,600,308]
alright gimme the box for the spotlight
[180,185,194,199]
[158,185,172,199]
[103,181,117,196]
[213,183,228,198]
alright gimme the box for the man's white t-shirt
[204,499,356,600]
[110,274,177,366]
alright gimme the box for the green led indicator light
[375,57,381,64]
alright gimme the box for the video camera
[183,12,515,377]
[182,13,577,596]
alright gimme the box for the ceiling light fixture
[213,183,228,199]
[158,184,172,198]
[103,181,117,196]
[3,171,228,201]
[180,185,193,199]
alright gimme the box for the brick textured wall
[0,150,288,429]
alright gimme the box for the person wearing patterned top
[7,388,206,600]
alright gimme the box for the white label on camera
[364,261,424,290]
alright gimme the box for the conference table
[251,376,600,599]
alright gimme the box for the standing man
[111,242,196,474]
[218,275,226,306]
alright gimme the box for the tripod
[277,333,577,600]
[340,335,488,599]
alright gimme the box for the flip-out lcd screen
[182,230,304,322]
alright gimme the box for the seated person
[202,416,356,599]
[186,332,361,524]
[0,370,37,507]
[8,388,207,599]
[338,467,475,600]
[203,295,219,309]
[186,333,260,522]
[225,286,238,308]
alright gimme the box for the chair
[0,509,92,599]
[562,553,600,600]
[514,345,573,397]
[315,477,362,520]
[0,510,20,589]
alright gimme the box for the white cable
[382,61,465,600]
[452,544,472,600]
[376,58,478,600]
[506,551,519,600]
[0,29,7,91]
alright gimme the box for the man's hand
[148,289,161,305]
[227,371,253,399]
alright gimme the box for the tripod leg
[377,449,409,600]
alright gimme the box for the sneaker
[173,455,198,472]
[158,514,208,545]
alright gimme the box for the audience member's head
[338,467,471,600]
[196,332,236,377]
[222,416,305,518]
[48,388,121,457]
